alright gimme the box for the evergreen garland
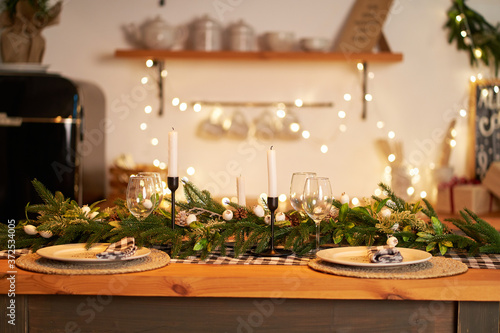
[2,178,500,258]
[445,0,500,76]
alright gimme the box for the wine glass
[290,172,317,212]
[138,172,164,210]
[126,175,156,221]
[302,177,333,253]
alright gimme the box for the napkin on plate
[367,246,403,263]
[96,237,137,260]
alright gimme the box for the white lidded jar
[227,20,256,52]
[191,15,222,51]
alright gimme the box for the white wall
[42,0,500,202]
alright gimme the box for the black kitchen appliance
[0,72,106,224]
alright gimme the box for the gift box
[436,187,453,214]
[453,184,500,215]
[483,162,500,200]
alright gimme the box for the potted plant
[0,0,62,63]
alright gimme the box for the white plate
[0,63,50,72]
[36,243,151,262]
[316,246,432,268]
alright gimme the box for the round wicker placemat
[308,257,468,279]
[16,249,170,275]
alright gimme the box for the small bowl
[300,37,330,52]
[264,32,295,52]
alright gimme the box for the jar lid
[229,19,254,34]
[194,15,221,29]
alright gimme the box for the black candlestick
[255,197,292,257]
[167,177,179,230]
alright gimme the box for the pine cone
[286,212,301,227]
[326,208,339,221]
[175,211,189,226]
[233,207,248,220]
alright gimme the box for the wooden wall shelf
[115,49,403,63]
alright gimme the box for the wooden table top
[1,258,499,302]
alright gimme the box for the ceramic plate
[36,243,150,262]
[316,246,432,268]
[0,63,50,72]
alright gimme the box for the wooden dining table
[1,215,499,332]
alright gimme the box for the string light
[338,110,346,119]
[351,197,359,206]
[339,124,347,132]
[376,121,384,129]
[140,123,147,130]
[277,109,286,118]
[151,138,159,146]
[388,154,396,162]
[279,194,287,202]
[357,62,364,70]
[407,187,415,196]
[290,123,300,132]
[187,167,195,175]
[193,103,202,112]
[222,197,230,205]
[179,102,187,111]
[388,131,395,139]
[460,109,467,117]
[146,59,154,67]
[172,98,180,106]
[144,105,152,114]
[159,162,166,169]
[302,130,310,139]
[364,94,373,101]
[344,93,352,101]
[320,145,328,153]
[153,159,160,167]
[294,99,303,107]
[420,191,427,198]
[450,139,457,147]
[141,77,148,84]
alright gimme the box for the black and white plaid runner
[2,246,500,269]
[170,248,500,269]
[96,237,137,260]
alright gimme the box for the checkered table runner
[2,248,499,269]
[170,248,500,269]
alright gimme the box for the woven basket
[108,164,168,201]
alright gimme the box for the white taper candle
[267,147,277,197]
[168,129,178,177]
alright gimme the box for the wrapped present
[435,177,477,214]
[453,184,499,215]
[483,162,500,200]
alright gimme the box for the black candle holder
[167,177,179,230]
[255,197,292,257]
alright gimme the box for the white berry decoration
[222,210,234,221]
[186,214,197,226]
[39,230,53,238]
[24,225,38,235]
[253,205,265,217]
[143,199,153,209]
[276,212,286,222]
[380,208,391,218]
[264,215,271,225]
[340,192,350,205]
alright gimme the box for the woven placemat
[308,257,468,279]
[15,249,170,275]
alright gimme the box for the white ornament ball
[39,230,53,239]
[24,225,38,235]
[253,205,265,217]
[143,199,153,209]
[264,215,271,225]
[387,236,398,248]
[275,212,286,222]
[222,210,234,221]
[186,214,197,225]
[340,192,350,205]
[380,208,391,218]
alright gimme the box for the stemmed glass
[302,177,333,253]
[126,175,156,221]
[290,172,317,213]
[137,172,164,210]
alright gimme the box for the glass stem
[316,222,320,252]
